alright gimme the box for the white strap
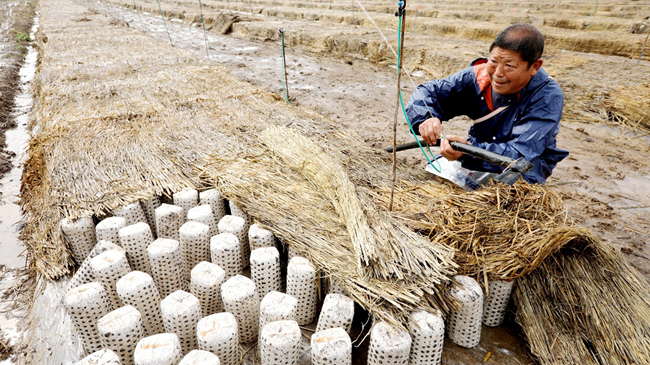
[472,105,509,124]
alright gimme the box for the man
[406,23,568,184]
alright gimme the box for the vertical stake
[389,0,406,211]
[250,0,254,15]
[414,6,419,35]
[155,0,173,46]
[351,0,354,25]
[638,26,650,65]
[133,0,145,30]
[198,0,213,60]
[621,0,630,18]
[585,0,597,30]
[280,29,290,103]
[103,0,113,18]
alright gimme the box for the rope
[155,0,173,46]
[280,29,290,104]
[353,0,397,59]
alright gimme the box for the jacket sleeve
[405,68,476,134]
[466,86,565,183]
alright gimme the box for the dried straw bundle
[514,241,650,365]
[373,179,599,285]
[260,126,378,270]
[201,126,458,328]
[602,82,650,132]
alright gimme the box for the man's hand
[441,134,469,161]
[418,118,443,145]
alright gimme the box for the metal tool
[384,138,534,187]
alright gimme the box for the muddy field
[0,0,649,363]
[0,0,34,176]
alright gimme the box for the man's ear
[529,59,543,76]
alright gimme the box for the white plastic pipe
[367,321,412,365]
[315,294,354,334]
[116,270,164,336]
[61,216,96,264]
[160,290,202,355]
[286,256,318,325]
[96,216,127,245]
[250,247,281,298]
[196,312,239,365]
[408,310,444,365]
[190,261,225,316]
[147,238,189,297]
[447,275,483,348]
[97,305,144,365]
[63,282,113,353]
[221,275,259,343]
[118,222,154,275]
[311,327,352,365]
[134,333,183,365]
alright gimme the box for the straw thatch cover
[27,0,650,351]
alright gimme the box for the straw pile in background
[514,240,650,365]
[601,82,650,132]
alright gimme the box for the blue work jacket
[406,58,569,184]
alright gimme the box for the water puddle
[0,16,37,270]
[0,15,38,365]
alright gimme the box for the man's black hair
[489,23,544,67]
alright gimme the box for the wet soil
[0,1,36,362]
[0,0,35,177]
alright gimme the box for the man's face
[486,47,543,95]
